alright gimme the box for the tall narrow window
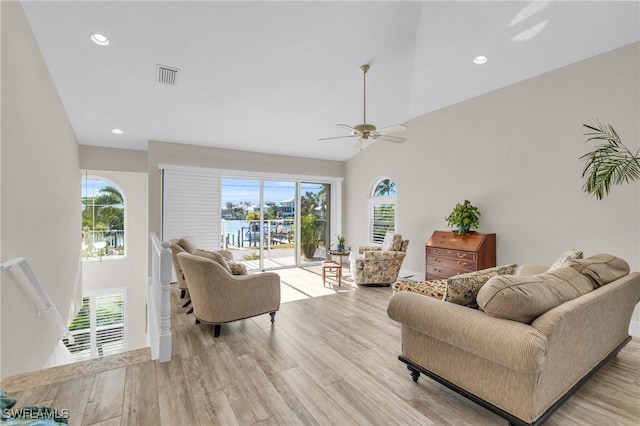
[82,175,125,260]
[63,289,126,361]
[368,178,397,244]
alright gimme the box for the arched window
[368,178,397,244]
[82,174,125,260]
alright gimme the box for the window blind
[162,167,221,251]
[369,202,396,245]
[64,291,126,361]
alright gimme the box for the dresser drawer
[426,247,476,261]
[426,255,476,271]
[426,264,468,279]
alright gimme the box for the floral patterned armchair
[350,233,409,286]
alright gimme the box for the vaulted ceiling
[21,1,640,161]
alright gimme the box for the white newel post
[158,240,172,362]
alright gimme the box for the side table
[327,250,351,266]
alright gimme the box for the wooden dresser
[425,231,496,280]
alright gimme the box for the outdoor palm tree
[580,122,640,200]
[375,179,396,196]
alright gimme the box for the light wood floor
[3,267,639,426]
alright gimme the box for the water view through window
[221,178,330,270]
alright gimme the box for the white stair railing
[0,257,71,340]
[148,232,172,362]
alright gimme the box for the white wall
[80,170,148,352]
[1,1,81,379]
[346,43,640,331]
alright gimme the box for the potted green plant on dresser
[445,199,480,234]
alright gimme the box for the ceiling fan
[320,64,407,147]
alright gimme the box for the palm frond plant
[580,122,640,200]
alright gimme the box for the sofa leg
[195,319,200,325]
[182,298,191,308]
[270,312,276,323]
[214,324,221,337]
[407,365,420,382]
[180,289,186,298]
[186,307,193,314]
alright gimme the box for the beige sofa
[387,254,640,426]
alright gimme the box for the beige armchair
[170,236,237,299]
[177,252,281,337]
[350,233,409,286]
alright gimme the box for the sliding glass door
[220,177,333,270]
[300,182,330,266]
[262,180,296,268]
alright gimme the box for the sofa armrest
[516,264,549,276]
[358,246,381,254]
[387,291,548,372]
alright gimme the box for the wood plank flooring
[2,267,639,425]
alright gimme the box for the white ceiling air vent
[156,64,179,86]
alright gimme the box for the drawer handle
[457,261,467,266]
[434,249,441,254]
[457,253,466,258]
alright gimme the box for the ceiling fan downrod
[360,64,369,125]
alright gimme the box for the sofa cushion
[548,249,583,270]
[177,236,197,254]
[192,249,232,274]
[391,234,404,251]
[477,267,593,323]
[444,264,518,308]
[567,253,630,288]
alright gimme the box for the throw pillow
[381,232,395,251]
[567,253,630,288]
[226,260,248,275]
[192,249,232,274]
[443,264,518,308]
[548,249,583,270]
[477,267,593,323]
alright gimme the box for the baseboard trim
[629,320,640,337]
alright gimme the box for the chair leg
[187,307,193,314]
[214,324,221,337]
[182,298,191,308]
[270,312,276,323]
[180,289,186,298]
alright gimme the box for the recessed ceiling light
[474,55,488,65]
[90,33,109,46]
[111,128,123,135]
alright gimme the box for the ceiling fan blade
[377,124,407,134]
[318,135,359,141]
[376,135,406,143]
[337,123,358,133]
